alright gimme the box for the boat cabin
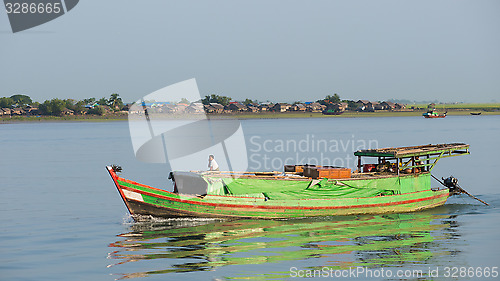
[354,143,470,176]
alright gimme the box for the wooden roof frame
[354,143,469,158]
[354,143,470,174]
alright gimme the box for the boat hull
[107,167,449,219]
[423,114,446,118]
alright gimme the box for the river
[1,115,499,280]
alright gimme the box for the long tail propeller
[431,174,489,206]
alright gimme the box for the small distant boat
[423,109,447,118]
[107,143,473,220]
[470,112,482,116]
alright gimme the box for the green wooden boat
[107,143,470,220]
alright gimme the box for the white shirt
[209,159,219,171]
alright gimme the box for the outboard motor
[434,174,489,205]
[442,176,459,195]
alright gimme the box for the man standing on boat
[208,155,219,171]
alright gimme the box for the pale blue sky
[1,0,499,103]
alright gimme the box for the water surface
[1,116,499,280]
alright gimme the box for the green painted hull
[107,167,449,219]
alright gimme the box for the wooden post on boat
[426,154,430,172]
[357,156,361,173]
[397,158,400,176]
[412,156,415,174]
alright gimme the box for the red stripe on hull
[118,183,448,211]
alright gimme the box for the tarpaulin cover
[204,176,400,199]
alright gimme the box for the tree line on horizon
[201,93,343,106]
[1,92,345,112]
[0,94,125,116]
[1,91,414,117]
[201,93,363,110]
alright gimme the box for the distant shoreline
[0,115,128,123]
[212,110,500,119]
[1,109,499,123]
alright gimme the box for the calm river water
[1,116,499,280]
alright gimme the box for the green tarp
[204,176,400,200]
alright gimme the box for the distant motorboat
[470,112,482,116]
[423,109,447,118]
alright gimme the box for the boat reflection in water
[108,208,458,279]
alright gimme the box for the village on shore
[0,93,409,118]
[0,93,496,119]
[203,100,407,114]
[132,99,409,116]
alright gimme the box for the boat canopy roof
[354,143,469,158]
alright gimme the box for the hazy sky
[1,0,499,103]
